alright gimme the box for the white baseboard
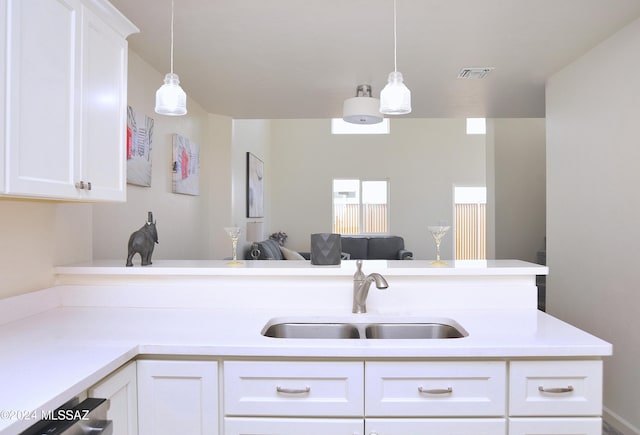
[604,406,640,435]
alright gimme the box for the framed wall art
[246,152,264,218]
[172,134,200,195]
[126,105,154,186]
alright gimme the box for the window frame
[332,178,390,235]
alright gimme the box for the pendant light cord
[170,0,175,74]
[393,0,397,72]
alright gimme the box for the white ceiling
[109,0,640,119]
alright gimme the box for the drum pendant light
[155,0,187,116]
[379,0,411,115]
[343,84,383,124]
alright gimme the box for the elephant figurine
[126,212,159,267]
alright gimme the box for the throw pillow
[280,246,306,260]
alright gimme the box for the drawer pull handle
[276,385,311,394]
[418,386,453,394]
[538,385,574,394]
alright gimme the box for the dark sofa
[244,239,305,260]
[341,235,413,260]
[246,235,413,261]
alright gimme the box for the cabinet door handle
[75,181,92,190]
[538,385,574,394]
[276,385,311,394]
[418,386,453,394]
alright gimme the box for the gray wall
[546,16,640,434]
[92,51,234,262]
[268,118,486,260]
[493,118,547,263]
[236,117,546,263]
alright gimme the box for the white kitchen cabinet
[509,417,602,435]
[221,359,605,435]
[224,417,364,435]
[0,0,137,201]
[77,3,130,201]
[223,360,364,417]
[365,361,506,417]
[508,360,603,433]
[366,418,507,435]
[137,360,218,435]
[509,360,602,416]
[88,361,138,435]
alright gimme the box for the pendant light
[343,84,383,124]
[379,0,411,115]
[155,0,187,116]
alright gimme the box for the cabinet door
[0,0,6,192]
[88,361,138,435]
[224,360,364,417]
[224,417,364,435]
[365,418,506,435]
[509,417,602,435]
[366,361,506,417]
[137,360,218,435]
[5,0,82,199]
[509,360,602,416]
[79,5,128,201]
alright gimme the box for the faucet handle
[354,259,365,281]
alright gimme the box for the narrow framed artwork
[246,152,264,218]
[172,134,200,195]
[126,106,154,186]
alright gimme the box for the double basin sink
[262,316,467,340]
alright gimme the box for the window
[454,186,486,259]
[333,179,389,234]
[466,118,486,135]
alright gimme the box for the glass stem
[435,241,441,262]
[231,238,238,261]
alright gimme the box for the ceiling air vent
[458,67,495,79]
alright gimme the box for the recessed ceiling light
[458,67,495,79]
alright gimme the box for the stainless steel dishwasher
[19,397,112,435]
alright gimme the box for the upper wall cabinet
[0,0,138,201]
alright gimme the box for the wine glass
[428,225,450,266]
[224,226,243,266]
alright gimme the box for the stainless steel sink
[262,322,361,339]
[364,322,466,339]
[262,318,467,339]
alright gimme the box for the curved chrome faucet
[352,259,389,313]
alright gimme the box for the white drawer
[366,418,506,435]
[509,417,602,435]
[365,361,506,417]
[224,417,363,435]
[509,360,602,416]
[223,361,363,416]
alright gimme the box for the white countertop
[0,303,610,434]
[0,260,599,434]
[54,259,549,277]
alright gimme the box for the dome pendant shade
[343,97,383,124]
[155,73,187,116]
[380,71,411,115]
[342,84,383,124]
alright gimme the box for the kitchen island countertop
[0,260,609,434]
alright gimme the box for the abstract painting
[172,134,200,195]
[247,152,264,218]
[126,106,154,186]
